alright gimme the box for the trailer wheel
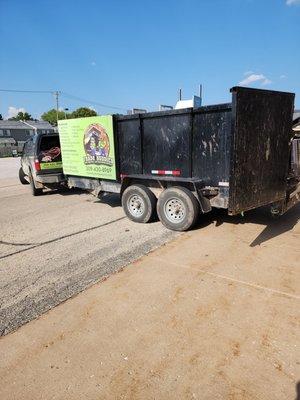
[19,167,29,185]
[122,184,157,223]
[157,186,199,231]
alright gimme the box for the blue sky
[0,0,299,119]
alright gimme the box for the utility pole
[53,91,60,123]
[178,88,182,101]
[199,84,203,102]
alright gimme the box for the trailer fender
[193,182,212,214]
[120,177,132,197]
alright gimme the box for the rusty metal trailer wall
[114,87,295,214]
[228,87,295,214]
[192,104,232,186]
[116,104,232,186]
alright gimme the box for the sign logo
[83,123,113,166]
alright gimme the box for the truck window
[37,135,61,163]
[23,139,32,155]
[22,142,28,155]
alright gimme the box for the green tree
[0,114,3,120]
[71,107,97,118]
[10,111,32,121]
[41,109,66,125]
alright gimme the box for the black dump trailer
[66,86,300,231]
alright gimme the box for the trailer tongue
[58,87,299,231]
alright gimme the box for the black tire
[29,172,43,196]
[157,186,199,231]
[19,167,29,185]
[122,184,157,223]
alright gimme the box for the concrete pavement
[0,201,299,399]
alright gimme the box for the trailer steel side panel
[142,113,192,177]
[228,87,295,215]
[116,104,232,186]
[192,105,232,186]
[116,116,142,175]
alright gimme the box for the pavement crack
[0,240,37,246]
[0,216,126,261]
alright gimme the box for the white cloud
[239,73,272,86]
[91,61,96,66]
[6,106,26,119]
[244,70,254,76]
[280,74,286,79]
[286,0,300,5]
[261,78,272,86]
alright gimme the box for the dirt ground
[0,201,299,399]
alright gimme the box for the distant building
[294,110,300,133]
[0,120,55,145]
[175,95,202,110]
[127,108,148,115]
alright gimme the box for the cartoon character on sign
[83,124,110,158]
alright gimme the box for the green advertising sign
[58,115,116,180]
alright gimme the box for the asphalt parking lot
[0,157,177,335]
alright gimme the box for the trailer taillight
[151,170,181,176]
[34,160,41,171]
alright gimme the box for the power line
[0,89,55,94]
[0,88,62,123]
[0,88,129,111]
[61,92,127,111]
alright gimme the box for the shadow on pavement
[296,382,300,400]
[195,203,300,247]
[35,187,300,247]
[43,187,85,196]
[43,188,121,208]
[93,193,121,208]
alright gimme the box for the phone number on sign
[85,165,112,174]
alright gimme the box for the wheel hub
[128,194,145,216]
[164,198,185,223]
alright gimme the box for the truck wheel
[122,184,157,223]
[157,186,199,231]
[29,172,43,196]
[19,167,29,185]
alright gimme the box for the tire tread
[122,184,157,223]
